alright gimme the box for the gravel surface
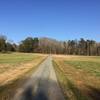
[13,56,65,100]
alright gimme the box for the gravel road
[13,56,65,100]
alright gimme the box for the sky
[0,0,100,43]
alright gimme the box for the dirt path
[13,56,65,100]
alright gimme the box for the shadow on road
[14,77,51,100]
[0,77,100,100]
[13,78,100,100]
[21,86,48,100]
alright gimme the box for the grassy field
[0,53,44,64]
[53,55,100,100]
[0,53,46,100]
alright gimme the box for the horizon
[1,34,100,44]
[0,0,100,43]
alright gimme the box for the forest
[0,35,100,56]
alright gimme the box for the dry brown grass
[53,55,100,100]
[53,54,100,62]
[0,53,47,100]
[0,56,45,86]
[0,56,46,86]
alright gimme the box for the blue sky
[0,0,100,43]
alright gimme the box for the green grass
[54,56,100,100]
[0,59,45,100]
[0,53,46,100]
[0,53,43,74]
[65,61,100,77]
[53,61,89,100]
[0,53,37,64]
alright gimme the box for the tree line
[0,35,17,53]
[0,35,100,56]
